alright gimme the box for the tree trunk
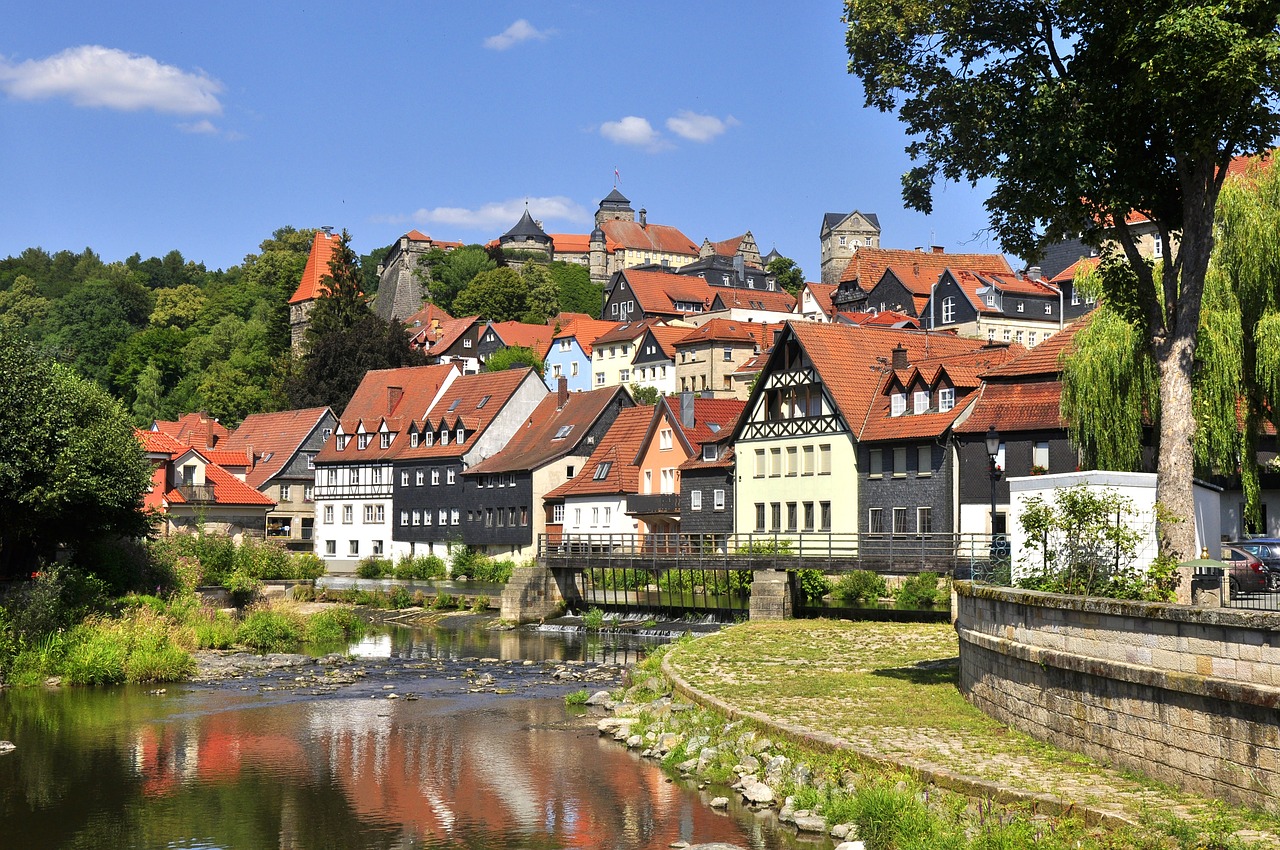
[1154,332,1199,561]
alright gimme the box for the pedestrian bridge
[501,532,1004,623]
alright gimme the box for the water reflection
[0,625,828,850]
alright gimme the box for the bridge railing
[538,532,1006,574]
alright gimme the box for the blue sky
[0,2,1006,279]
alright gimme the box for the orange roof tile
[392,368,539,462]
[403,303,454,330]
[710,287,796,312]
[982,316,1091,379]
[675,318,777,348]
[138,429,189,456]
[839,246,1012,288]
[800,282,838,316]
[202,450,250,468]
[152,413,230,450]
[484,321,555,357]
[221,407,334,489]
[315,364,458,463]
[622,269,715,316]
[593,318,667,346]
[711,235,744,257]
[1048,257,1100,285]
[955,381,1066,433]
[553,317,622,355]
[599,220,698,256]
[418,315,480,354]
[288,230,343,305]
[543,406,653,499]
[466,387,629,475]
[550,233,591,254]
[165,462,276,507]
[646,325,697,358]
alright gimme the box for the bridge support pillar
[749,569,793,620]
[500,562,569,624]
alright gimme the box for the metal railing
[175,484,216,503]
[538,531,1004,574]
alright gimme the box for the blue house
[545,318,619,393]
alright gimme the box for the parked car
[1227,539,1280,591]
[1221,545,1269,596]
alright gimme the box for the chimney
[387,386,404,414]
[680,391,695,429]
[639,208,647,228]
[931,245,945,254]
[557,375,569,410]
[321,225,334,236]
[912,261,920,277]
[733,254,745,284]
[1027,266,1042,281]
[891,344,909,371]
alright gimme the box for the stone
[738,754,760,773]
[586,690,612,706]
[626,735,643,749]
[687,844,748,850]
[709,796,730,809]
[656,733,681,753]
[794,815,828,833]
[763,755,790,785]
[739,777,774,805]
[696,746,719,773]
[0,741,14,755]
[677,758,698,774]
[831,824,851,838]
[834,843,866,850]
[597,718,630,734]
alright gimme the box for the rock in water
[0,741,15,755]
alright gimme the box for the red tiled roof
[138,429,189,456]
[592,318,667,346]
[982,316,1091,379]
[860,394,980,442]
[543,406,653,499]
[485,321,555,357]
[466,387,628,475]
[623,269,714,316]
[405,229,431,241]
[646,325,693,358]
[679,444,735,472]
[675,318,771,347]
[710,287,796,312]
[403,303,454,330]
[288,230,343,305]
[164,462,276,507]
[1048,257,1100,285]
[550,234,591,254]
[315,364,458,462]
[955,381,1066,433]
[710,235,744,257]
[152,413,230,450]
[839,246,1012,287]
[202,450,249,468]
[800,283,837,316]
[599,220,698,256]
[837,310,920,328]
[393,368,538,462]
[985,271,1061,298]
[680,397,746,446]
[419,315,480,354]
[553,318,622,355]
[221,407,333,489]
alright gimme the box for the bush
[796,569,832,601]
[393,553,446,581]
[236,608,303,653]
[582,607,606,630]
[388,586,413,609]
[895,572,943,609]
[564,689,590,706]
[5,563,108,644]
[431,592,455,610]
[304,607,364,644]
[833,570,888,603]
[356,557,393,579]
[224,569,261,607]
[290,553,327,581]
[233,537,293,580]
[192,609,238,649]
[470,595,490,613]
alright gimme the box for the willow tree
[1062,159,1280,527]
[844,0,1280,559]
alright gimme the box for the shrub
[233,537,294,580]
[796,569,832,601]
[564,689,590,706]
[356,557,392,579]
[304,607,364,644]
[290,553,327,581]
[291,584,317,602]
[895,572,943,609]
[192,609,238,649]
[236,608,303,653]
[833,570,888,603]
[5,563,108,644]
[393,553,446,581]
[582,607,606,630]
[431,592,456,610]
[475,558,514,584]
[224,569,261,607]
[388,586,413,609]
[470,595,490,613]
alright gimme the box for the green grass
[564,689,590,706]
[235,608,303,653]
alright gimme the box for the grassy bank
[645,621,1276,849]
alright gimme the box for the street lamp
[985,425,1003,575]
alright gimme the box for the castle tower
[595,188,635,226]
[589,225,607,285]
[288,227,342,352]
[498,208,553,260]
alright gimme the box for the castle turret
[589,225,607,285]
[595,187,634,226]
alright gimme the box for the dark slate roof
[821,211,881,233]
[501,209,550,242]
[762,247,782,265]
[600,187,631,207]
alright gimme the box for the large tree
[844,0,1280,559]
[0,329,152,576]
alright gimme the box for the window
[785,446,798,476]
[375,505,384,523]
[431,470,440,486]
[322,428,333,444]
[1003,329,1012,342]
[603,507,612,524]
[520,507,528,526]
[552,504,564,523]
[1015,330,1025,345]
[769,448,782,477]
[939,296,956,324]
[349,540,359,556]
[591,507,600,526]
[447,468,456,485]
[416,470,425,486]
[659,428,673,450]
[802,445,815,475]
[723,346,733,362]
[803,502,815,532]
[821,501,831,531]
[559,339,571,351]
[1016,301,1024,313]
[342,505,353,524]
[571,362,579,377]
[818,444,832,475]
[373,467,384,485]
[917,507,933,534]
[893,507,908,534]
[349,469,359,485]
[1044,303,1053,315]
[326,469,337,486]
[372,540,383,556]
[917,445,932,476]
[913,391,929,414]
[424,431,433,447]
[456,427,465,443]
[573,508,581,526]
[553,425,573,440]
[325,540,336,556]
[691,490,702,511]
[869,448,883,477]
[596,372,605,386]
[357,434,371,450]
[619,368,630,382]
[1153,234,1163,258]
[787,502,798,531]
[364,504,375,523]
[323,505,334,523]
[400,511,408,526]
[891,393,906,416]
[660,468,676,493]
[1029,331,1038,346]
[412,509,422,525]
[702,444,717,461]
[755,503,766,531]
[1072,289,1081,306]
[713,489,725,511]
[770,502,782,532]
[755,449,766,478]
[306,454,315,469]
[400,472,409,487]
[304,485,313,502]
[380,432,392,449]
[440,430,449,446]
[1033,440,1050,469]
[868,507,883,534]
[985,294,996,307]
[280,485,291,502]
[593,462,612,480]
[485,508,493,527]
[939,388,955,411]
[838,235,847,246]
[439,509,448,525]
[463,338,472,348]
[410,431,419,448]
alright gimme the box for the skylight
[448,399,461,412]
[552,425,574,440]
[593,462,612,480]
[476,395,491,409]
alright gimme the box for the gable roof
[644,324,701,359]
[543,405,653,500]
[416,315,480,354]
[799,282,838,316]
[552,317,623,356]
[674,318,775,349]
[821,211,882,233]
[599,220,698,256]
[465,386,629,475]
[483,321,555,357]
[289,229,344,305]
[709,287,797,313]
[137,430,275,508]
[550,234,590,254]
[315,364,458,463]
[151,413,229,450]
[395,368,540,462]
[620,268,714,315]
[981,315,1091,379]
[221,407,334,489]
[1048,257,1100,285]
[404,303,454,330]
[839,246,1012,288]
[592,318,668,347]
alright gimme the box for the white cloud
[666,110,739,143]
[600,116,670,151]
[484,19,553,50]
[177,119,218,134]
[0,45,223,114]
[409,196,590,230]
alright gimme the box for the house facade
[543,406,654,542]
[673,319,775,399]
[628,326,686,397]
[925,269,1093,348]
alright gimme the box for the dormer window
[702,445,717,461]
[985,294,996,307]
[357,434,371,450]
[939,388,956,412]
[891,393,906,417]
[410,432,419,448]
[456,427,465,443]
[1016,301,1025,313]
[913,391,929,414]
[440,430,450,446]
[380,432,392,449]
[424,431,434,447]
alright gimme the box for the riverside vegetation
[598,624,1276,850]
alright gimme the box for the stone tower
[819,211,881,284]
[288,227,342,352]
[374,231,434,322]
[498,208,553,260]
[595,187,635,226]
[589,225,607,285]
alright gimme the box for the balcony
[175,484,216,503]
[626,493,680,517]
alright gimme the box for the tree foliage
[629,383,660,405]
[0,329,152,576]
[548,261,604,316]
[766,256,805,297]
[483,346,543,378]
[419,245,496,315]
[844,0,1280,559]
[453,267,528,322]
[520,262,560,324]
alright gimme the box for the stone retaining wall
[954,583,1280,810]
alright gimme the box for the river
[0,616,833,850]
